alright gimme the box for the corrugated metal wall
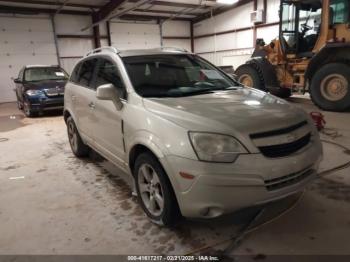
[194,0,281,68]
[0,15,58,103]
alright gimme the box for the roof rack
[158,46,189,53]
[85,46,120,57]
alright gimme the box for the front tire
[23,102,35,117]
[310,63,350,112]
[66,116,89,157]
[134,153,181,226]
[236,64,265,91]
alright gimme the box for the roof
[25,65,60,68]
[119,47,191,57]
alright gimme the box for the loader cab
[279,0,349,57]
[279,0,322,56]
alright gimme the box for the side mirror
[96,83,123,110]
[14,78,21,84]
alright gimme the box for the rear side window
[76,59,97,88]
[70,62,81,83]
[94,58,126,98]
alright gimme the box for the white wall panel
[163,39,191,51]
[162,21,190,37]
[194,2,254,36]
[192,0,281,69]
[216,29,254,50]
[58,38,94,74]
[193,17,215,36]
[58,39,94,57]
[257,25,279,44]
[194,36,215,53]
[0,16,57,103]
[198,48,253,68]
[60,58,80,75]
[55,14,93,35]
[266,0,280,23]
[110,22,161,50]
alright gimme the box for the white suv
[64,47,323,226]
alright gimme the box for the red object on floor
[310,112,326,131]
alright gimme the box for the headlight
[26,90,43,96]
[189,132,247,163]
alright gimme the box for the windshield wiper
[172,89,215,97]
[143,89,214,98]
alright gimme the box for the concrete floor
[0,96,350,257]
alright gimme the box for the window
[77,59,97,87]
[18,68,24,81]
[331,0,349,24]
[95,58,126,98]
[24,67,68,82]
[281,3,298,51]
[70,62,82,83]
[123,54,238,98]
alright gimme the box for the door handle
[88,102,95,109]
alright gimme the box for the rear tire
[134,152,181,227]
[66,116,90,157]
[236,65,265,91]
[310,63,350,112]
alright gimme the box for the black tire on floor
[17,99,23,110]
[134,152,181,227]
[66,116,90,157]
[236,64,265,91]
[310,63,350,112]
[23,102,35,117]
[269,87,292,98]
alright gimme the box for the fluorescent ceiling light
[217,0,239,5]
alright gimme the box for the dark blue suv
[14,65,69,117]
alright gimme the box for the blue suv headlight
[26,90,43,96]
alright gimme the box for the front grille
[265,167,314,191]
[44,87,64,97]
[250,121,308,139]
[258,133,311,158]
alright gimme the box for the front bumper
[160,139,323,218]
[27,95,64,112]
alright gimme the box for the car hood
[23,79,67,91]
[143,88,308,136]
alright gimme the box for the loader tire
[310,63,350,112]
[236,64,265,91]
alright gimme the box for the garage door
[110,22,161,50]
[0,16,58,103]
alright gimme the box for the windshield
[122,54,240,98]
[24,67,68,82]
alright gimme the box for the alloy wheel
[67,121,78,153]
[137,163,164,217]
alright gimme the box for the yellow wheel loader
[236,0,350,111]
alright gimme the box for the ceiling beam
[0,0,101,9]
[132,8,199,16]
[129,0,209,9]
[0,5,91,15]
[193,0,253,23]
[95,0,127,23]
[120,13,192,21]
